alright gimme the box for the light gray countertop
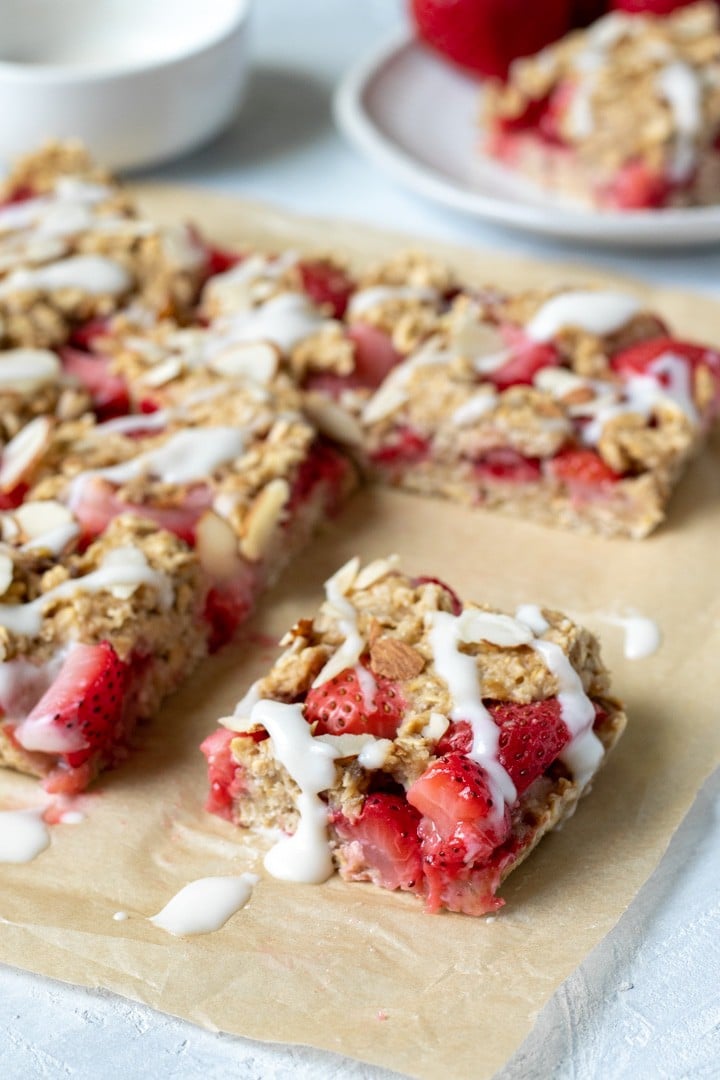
[2,2,719,1076]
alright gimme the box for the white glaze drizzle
[657,61,702,180]
[515,604,550,635]
[311,558,365,686]
[0,255,131,298]
[0,545,172,639]
[357,737,393,769]
[526,291,642,343]
[600,612,662,660]
[0,651,66,720]
[0,808,50,863]
[348,284,438,317]
[252,699,339,884]
[531,639,604,789]
[217,292,329,355]
[150,874,258,936]
[70,426,245,498]
[22,521,80,556]
[451,389,499,427]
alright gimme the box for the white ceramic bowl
[0,0,251,170]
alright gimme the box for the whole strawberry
[410,0,574,80]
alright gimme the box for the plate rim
[333,32,720,248]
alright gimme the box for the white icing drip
[657,61,702,181]
[59,810,85,825]
[451,390,499,427]
[602,612,662,660]
[515,604,550,636]
[0,255,131,298]
[253,699,339,884]
[231,679,263,721]
[358,738,393,769]
[348,284,438,317]
[203,251,298,310]
[0,545,172,638]
[150,874,258,936]
[526,291,641,343]
[582,352,698,446]
[428,610,517,819]
[217,292,328,355]
[113,911,128,922]
[72,426,245,495]
[531,639,604,789]
[0,348,60,391]
[312,558,365,686]
[422,711,450,742]
[0,808,50,863]
[0,652,66,720]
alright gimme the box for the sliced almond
[456,609,534,648]
[14,499,74,540]
[141,356,184,387]
[195,510,241,579]
[0,348,60,393]
[450,306,505,360]
[304,394,364,447]
[353,555,400,592]
[362,382,408,426]
[210,342,279,385]
[370,637,425,680]
[0,415,52,492]
[0,551,14,596]
[325,556,360,598]
[239,478,290,561]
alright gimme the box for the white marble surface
[2,1,719,1077]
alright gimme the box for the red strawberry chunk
[474,448,542,483]
[60,347,130,421]
[550,447,621,486]
[347,323,403,388]
[490,341,560,391]
[436,699,571,795]
[14,642,128,768]
[299,259,355,318]
[304,665,405,738]
[331,793,423,892]
[73,476,213,546]
[603,159,672,210]
[69,317,111,350]
[370,427,431,467]
[407,753,499,836]
[203,574,255,653]
[610,0,697,14]
[411,576,463,615]
[612,335,720,381]
[200,727,248,819]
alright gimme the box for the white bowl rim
[0,0,251,85]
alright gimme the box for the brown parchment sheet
[1,187,719,1080]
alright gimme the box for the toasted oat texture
[0,142,208,348]
[207,558,626,916]
[483,3,720,208]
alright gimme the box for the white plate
[334,33,720,248]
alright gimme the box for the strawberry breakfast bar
[203,557,626,916]
[483,3,720,210]
[357,286,720,538]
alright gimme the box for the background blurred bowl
[0,0,251,170]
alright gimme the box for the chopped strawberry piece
[69,318,110,350]
[474,448,542,483]
[410,0,573,81]
[490,341,560,391]
[348,323,403,388]
[370,427,431,467]
[286,440,352,516]
[304,665,405,738]
[60,347,130,421]
[603,159,672,210]
[73,476,212,546]
[407,753,499,836]
[412,576,463,615]
[331,793,423,892]
[498,84,570,146]
[3,185,35,205]
[200,727,247,819]
[550,447,621,486]
[490,699,570,794]
[0,482,28,510]
[299,259,355,318]
[205,244,243,277]
[611,335,720,383]
[610,0,697,13]
[14,642,128,768]
[203,576,255,652]
[436,700,570,795]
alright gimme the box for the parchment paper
[1,188,719,1080]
